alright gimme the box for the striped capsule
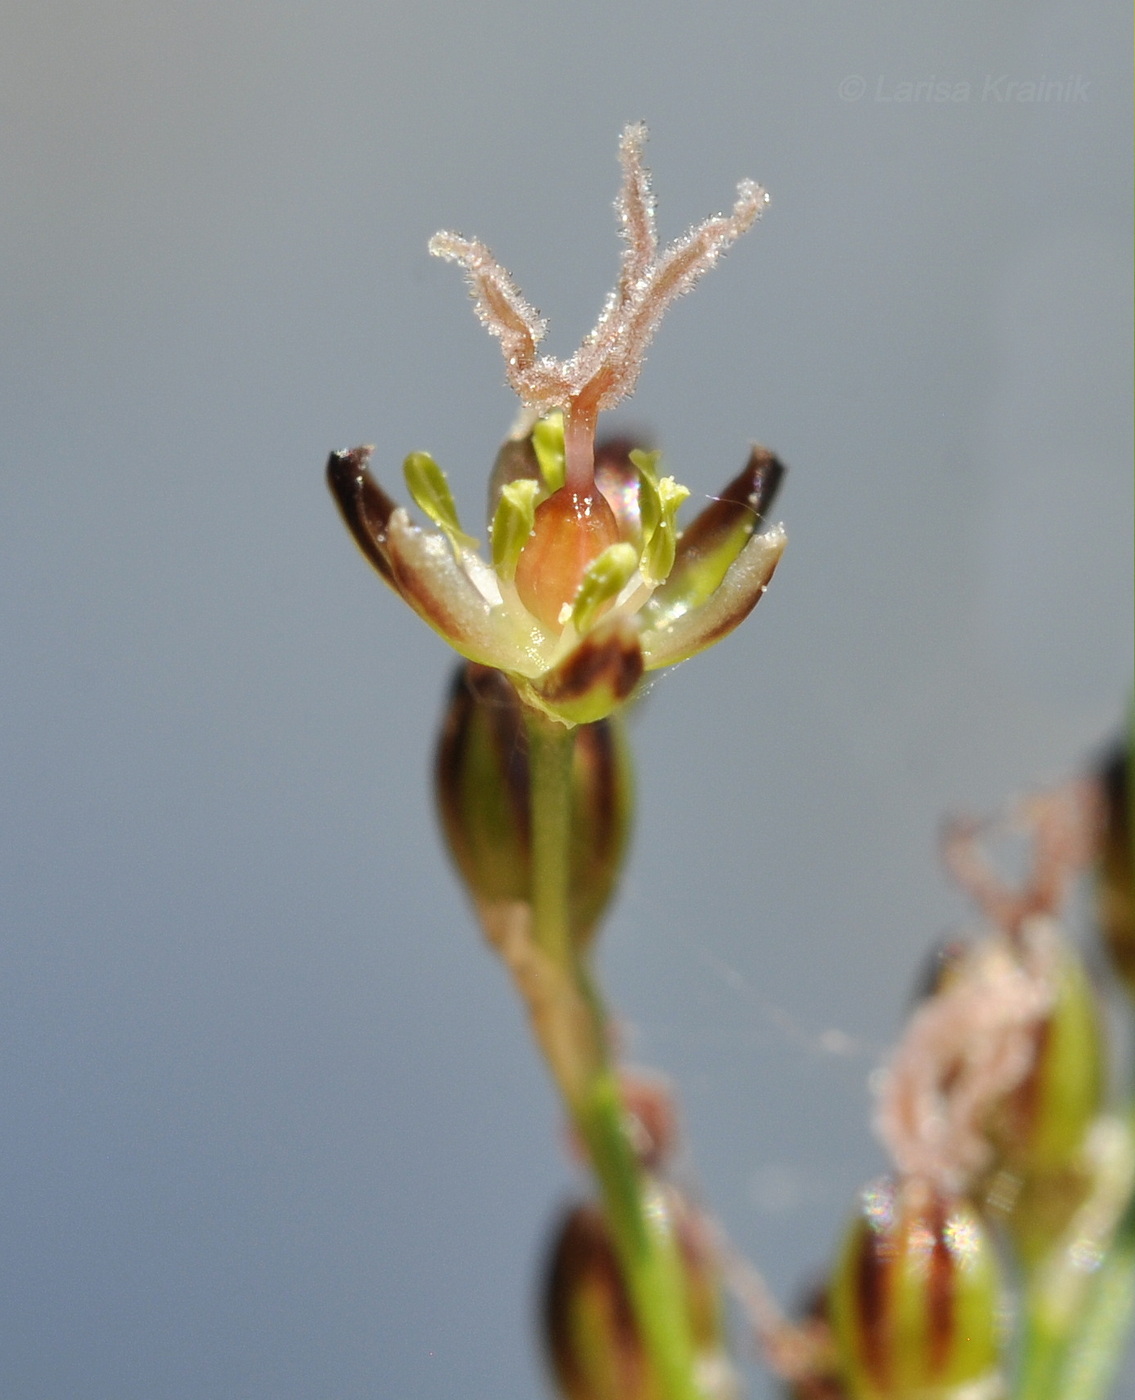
[829,1176,1003,1400]
[434,662,633,948]
[542,1190,735,1400]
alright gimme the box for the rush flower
[327,124,785,724]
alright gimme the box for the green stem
[1056,1187,1135,1400]
[1013,1109,1135,1400]
[524,710,703,1400]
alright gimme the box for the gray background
[2,2,1131,1397]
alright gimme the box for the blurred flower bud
[829,1175,1003,1400]
[987,936,1104,1181]
[984,1155,1096,1273]
[909,939,970,1004]
[617,1071,680,1174]
[543,1190,736,1400]
[565,1070,679,1175]
[435,663,633,947]
[1097,742,1135,995]
[782,1287,850,1400]
[909,931,1106,1266]
[788,1368,853,1400]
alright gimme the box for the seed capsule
[542,1190,733,1400]
[435,663,632,947]
[829,1175,1003,1400]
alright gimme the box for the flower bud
[565,1070,679,1174]
[897,924,1103,1218]
[829,1176,1003,1400]
[988,936,1104,1181]
[909,939,970,1004]
[617,1071,680,1174]
[984,1156,1096,1273]
[781,1286,850,1400]
[976,937,1105,1266]
[542,1190,734,1400]
[435,663,632,946]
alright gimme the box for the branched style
[430,124,767,488]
